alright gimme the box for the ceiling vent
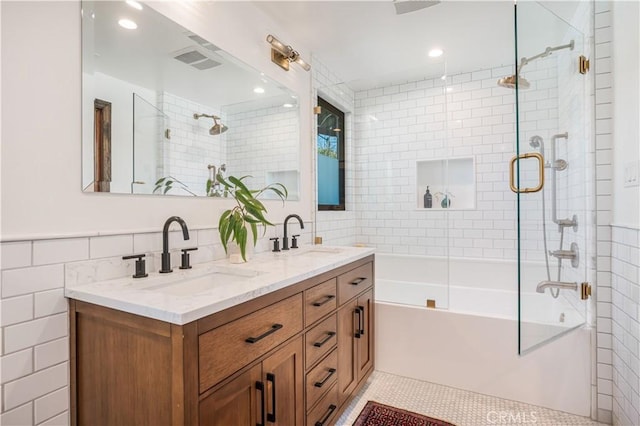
[172,47,222,71]
[187,34,221,53]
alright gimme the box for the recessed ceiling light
[428,48,444,58]
[253,87,265,94]
[283,103,294,108]
[118,19,137,30]
[126,0,143,10]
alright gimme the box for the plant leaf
[250,222,258,245]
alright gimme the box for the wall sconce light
[266,34,311,72]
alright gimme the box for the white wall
[0,1,312,241]
[611,1,640,228]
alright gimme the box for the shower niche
[416,157,476,210]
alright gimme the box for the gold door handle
[509,152,544,193]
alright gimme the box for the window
[317,97,345,210]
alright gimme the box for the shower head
[497,40,574,90]
[497,74,530,90]
[193,113,228,135]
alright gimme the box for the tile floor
[336,371,607,426]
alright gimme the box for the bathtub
[374,253,592,417]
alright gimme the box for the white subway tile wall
[595,1,614,422]
[611,226,640,425]
[225,105,299,192]
[313,58,358,247]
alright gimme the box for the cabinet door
[337,299,358,406]
[199,364,262,426]
[356,289,374,381]
[262,336,304,426]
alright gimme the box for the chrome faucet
[160,216,190,273]
[282,214,304,250]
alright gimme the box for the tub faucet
[160,216,190,273]
[282,214,304,250]
[536,280,578,294]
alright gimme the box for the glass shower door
[133,93,169,194]
[514,2,592,354]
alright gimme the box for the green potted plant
[217,175,287,262]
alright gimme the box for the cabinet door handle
[354,309,361,339]
[256,381,265,426]
[313,331,336,348]
[350,277,366,286]
[312,294,335,307]
[315,404,337,426]
[245,324,283,344]
[314,368,336,388]
[266,373,276,423]
[358,306,365,335]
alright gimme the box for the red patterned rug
[353,401,456,426]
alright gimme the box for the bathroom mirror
[81,1,300,199]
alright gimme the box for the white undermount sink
[140,267,262,297]
[292,247,344,256]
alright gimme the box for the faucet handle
[180,247,198,270]
[270,237,280,252]
[291,235,300,249]
[122,254,149,279]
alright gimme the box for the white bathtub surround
[338,371,604,426]
[374,253,592,416]
[375,303,592,417]
[66,245,374,324]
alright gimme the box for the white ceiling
[255,1,583,91]
[84,1,294,110]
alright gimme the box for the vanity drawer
[305,314,337,367]
[306,349,338,411]
[337,262,373,304]
[306,382,339,426]
[305,278,337,327]
[198,293,303,393]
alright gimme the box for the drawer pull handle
[315,404,337,426]
[314,368,336,388]
[245,324,283,344]
[312,294,335,307]
[256,381,265,426]
[350,277,366,286]
[266,373,276,422]
[354,309,361,339]
[313,331,336,348]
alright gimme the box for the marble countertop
[64,245,375,325]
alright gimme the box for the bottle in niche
[423,187,432,208]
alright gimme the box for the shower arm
[517,41,575,73]
[194,113,222,121]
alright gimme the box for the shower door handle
[509,152,544,193]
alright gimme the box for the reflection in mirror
[81,1,300,199]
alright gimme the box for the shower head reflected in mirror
[193,113,229,135]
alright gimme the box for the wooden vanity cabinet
[200,337,304,426]
[69,255,374,426]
